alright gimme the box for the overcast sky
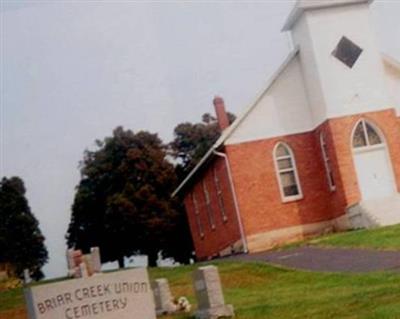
[1,0,399,279]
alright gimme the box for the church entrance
[352,119,396,201]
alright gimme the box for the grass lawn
[307,224,400,251]
[1,261,400,319]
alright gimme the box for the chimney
[213,96,230,131]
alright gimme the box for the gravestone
[23,269,32,284]
[152,278,176,315]
[72,250,83,267]
[24,268,156,319]
[83,254,94,276]
[67,247,102,278]
[79,262,89,278]
[192,265,234,319]
[66,249,75,270]
[91,247,101,273]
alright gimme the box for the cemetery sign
[24,268,156,319]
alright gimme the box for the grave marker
[91,247,101,273]
[66,247,102,278]
[152,278,176,315]
[192,265,234,319]
[24,269,32,284]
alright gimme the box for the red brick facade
[183,157,242,260]
[182,108,400,259]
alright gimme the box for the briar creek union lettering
[36,281,148,318]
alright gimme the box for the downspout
[213,150,248,253]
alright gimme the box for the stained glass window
[353,121,367,148]
[366,122,382,145]
[353,120,383,149]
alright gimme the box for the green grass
[152,262,400,319]
[0,286,24,312]
[2,221,400,319]
[307,224,400,251]
[1,262,400,318]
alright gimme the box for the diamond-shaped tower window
[332,36,363,68]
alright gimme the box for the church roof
[282,0,374,31]
[172,49,400,197]
[172,0,399,197]
[383,53,400,72]
[172,47,300,197]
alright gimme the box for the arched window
[274,143,303,202]
[352,119,383,149]
[320,133,336,191]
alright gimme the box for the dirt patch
[0,307,27,319]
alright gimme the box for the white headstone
[24,268,156,319]
[91,247,102,273]
[192,265,234,319]
[83,255,94,276]
[23,269,32,284]
[66,249,75,270]
[152,278,176,315]
[79,263,89,278]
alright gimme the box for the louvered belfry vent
[332,36,363,68]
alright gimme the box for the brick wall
[225,108,400,250]
[226,130,334,238]
[182,108,400,259]
[183,157,242,260]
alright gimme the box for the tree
[166,112,236,263]
[0,177,48,280]
[66,127,191,267]
[170,112,236,180]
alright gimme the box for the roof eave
[172,46,300,197]
[282,0,374,32]
[171,145,219,197]
[382,53,400,72]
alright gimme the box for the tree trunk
[118,256,125,269]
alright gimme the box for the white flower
[176,296,191,313]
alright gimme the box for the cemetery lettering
[36,281,147,318]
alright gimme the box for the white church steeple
[283,0,391,124]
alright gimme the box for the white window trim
[273,142,303,203]
[191,192,204,238]
[320,133,336,192]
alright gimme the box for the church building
[173,0,400,260]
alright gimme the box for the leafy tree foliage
[0,177,48,280]
[66,127,192,267]
[170,112,236,180]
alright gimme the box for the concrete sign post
[24,268,156,319]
